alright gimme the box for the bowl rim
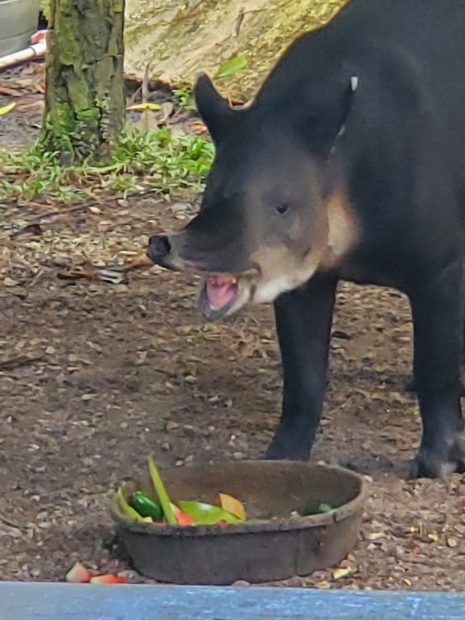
[110,460,367,537]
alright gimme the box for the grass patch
[0,126,214,204]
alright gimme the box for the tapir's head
[148,67,358,320]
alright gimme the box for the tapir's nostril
[148,234,171,258]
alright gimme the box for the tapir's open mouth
[199,273,241,320]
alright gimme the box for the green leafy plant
[0,126,214,204]
[172,87,195,110]
[214,56,248,79]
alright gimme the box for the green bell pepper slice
[178,501,240,525]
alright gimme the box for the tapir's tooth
[208,273,237,287]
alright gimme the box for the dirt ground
[2,62,465,592]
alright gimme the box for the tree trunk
[39,0,125,162]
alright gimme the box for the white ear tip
[350,76,359,91]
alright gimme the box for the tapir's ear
[194,73,236,143]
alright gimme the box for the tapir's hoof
[410,433,465,478]
[264,438,310,461]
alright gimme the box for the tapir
[148,0,465,478]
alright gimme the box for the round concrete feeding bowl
[111,460,366,585]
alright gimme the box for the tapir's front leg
[265,275,338,460]
[409,260,465,478]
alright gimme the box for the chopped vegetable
[147,455,177,525]
[116,486,145,522]
[332,566,353,580]
[178,501,240,525]
[90,574,127,584]
[218,493,246,521]
[0,102,16,116]
[66,561,92,583]
[130,491,163,521]
[117,456,250,528]
[171,503,194,525]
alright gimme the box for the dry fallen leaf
[0,355,42,371]
[0,102,16,115]
[56,264,128,284]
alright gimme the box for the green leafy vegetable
[116,486,145,522]
[148,455,177,525]
[178,501,240,525]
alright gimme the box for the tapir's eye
[275,203,289,216]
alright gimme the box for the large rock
[125,0,347,99]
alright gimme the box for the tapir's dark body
[148,0,465,478]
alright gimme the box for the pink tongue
[206,281,237,310]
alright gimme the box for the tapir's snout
[147,233,185,271]
[147,234,171,263]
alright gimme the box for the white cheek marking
[252,271,316,303]
[247,190,358,306]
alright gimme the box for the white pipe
[0,38,47,71]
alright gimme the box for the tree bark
[39,0,125,162]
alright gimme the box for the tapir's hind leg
[406,370,465,398]
[408,260,465,478]
[265,276,338,461]
[406,259,465,397]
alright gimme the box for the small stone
[117,569,141,582]
[166,421,179,431]
[38,522,51,529]
[171,202,189,215]
[232,580,250,587]
[81,394,96,401]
